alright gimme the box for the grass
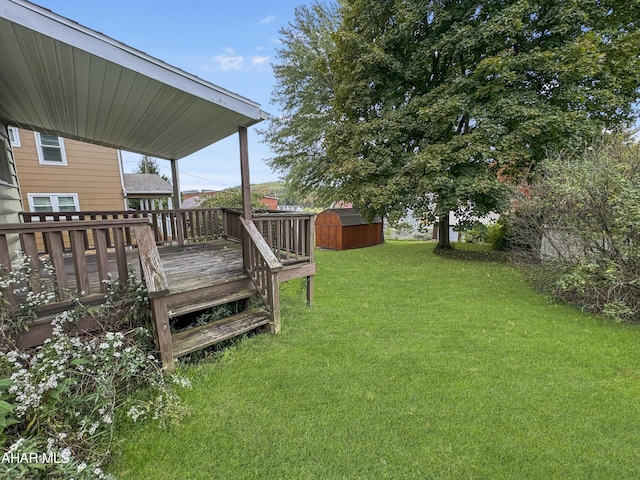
[111,241,640,479]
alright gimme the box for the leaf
[0,378,14,390]
[0,399,15,415]
[48,388,60,402]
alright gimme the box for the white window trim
[8,127,20,147]
[27,193,80,214]
[34,132,67,165]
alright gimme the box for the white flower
[88,421,100,435]
[170,374,192,389]
[8,438,25,453]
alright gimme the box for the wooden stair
[167,283,257,318]
[172,308,270,358]
[133,223,315,371]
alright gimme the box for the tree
[261,1,340,208]
[129,155,171,210]
[266,0,640,248]
[134,155,170,183]
[196,189,267,210]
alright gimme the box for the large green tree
[266,0,640,248]
[261,2,340,207]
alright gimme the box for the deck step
[168,287,257,318]
[171,308,270,358]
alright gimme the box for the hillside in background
[251,181,321,210]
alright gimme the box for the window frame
[34,132,67,165]
[27,193,80,214]
[8,127,20,147]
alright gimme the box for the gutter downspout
[117,150,127,209]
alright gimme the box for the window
[8,127,20,147]
[28,194,79,213]
[35,132,67,165]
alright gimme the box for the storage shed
[316,208,383,250]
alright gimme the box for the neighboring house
[181,192,216,209]
[10,127,127,215]
[124,173,173,210]
[277,204,303,212]
[262,196,278,210]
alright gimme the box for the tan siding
[14,128,125,211]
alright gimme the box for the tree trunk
[437,212,451,249]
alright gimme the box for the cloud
[259,15,275,25]
[214,55,244,71]
[202,48,244,71]
[251,56,270,66]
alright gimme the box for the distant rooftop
[124,174,172,194]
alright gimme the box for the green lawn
[112,241,640,479]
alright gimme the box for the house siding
[0,122,23,258]
[14,128,126,212]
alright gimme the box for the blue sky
[33,0,307,191]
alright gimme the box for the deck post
[170,159,185,246]
[150,296,174,371]
[239,127,252,222]
[239,126,252,271]
[306,215,315,306]
[266,271,281,334]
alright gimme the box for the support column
[170,159,184,245]
[239,126,252,272]
[239,126,252,222]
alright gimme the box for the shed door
[317,225,338,249]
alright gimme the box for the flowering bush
[0,255,191,479]
[0,251,57,341]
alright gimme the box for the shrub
[486,221,508,251]
[462,222,488,244]
[0,257,190,479]
[507,134,640,322]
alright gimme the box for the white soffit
[0,0,269,160]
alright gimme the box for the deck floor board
[56,239,245,296]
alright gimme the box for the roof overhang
[0,0,269,160]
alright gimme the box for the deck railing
[253,212,315,265]
[20,209,316,264]
[21,208,233,246]
[240,217,283,334]
[0,218,149,310]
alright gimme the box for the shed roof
[0,0,268,160]
[124,174,173,195]
[321,208,382,226]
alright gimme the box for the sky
[32,0,308,192]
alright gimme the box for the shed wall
[316,209,383,250]
[342,223,383,250]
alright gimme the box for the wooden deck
[55,239,245,297]
[1,209,316,369]
[158,240,244,295]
